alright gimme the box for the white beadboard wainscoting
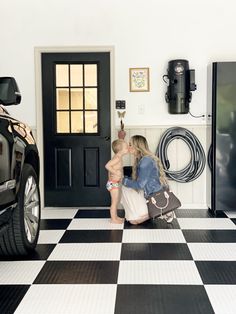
[117,125,210,209]
[32,124,210,209]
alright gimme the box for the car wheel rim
[24,175,40,243]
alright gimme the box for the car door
[0,109,15,211]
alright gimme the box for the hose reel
[156,127,206,182]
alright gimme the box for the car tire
[0,164,41,255]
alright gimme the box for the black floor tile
[175,208,227,218]
[121,243,193,260]
[34,261,119,284]
[115,285,214,314]
[40,219,71,230]
[0,244,56,261]
[0,285,30,314]
[231,218,236,225]
[208,210,228,218]
[183,230,236,242]
[196,261,236,284]
[60,230,123,243]
[124,218,180,229]
[75,209,110,218]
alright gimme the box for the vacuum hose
[156,127,206,182]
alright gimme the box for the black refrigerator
[207,62,236,213]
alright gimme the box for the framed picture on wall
[129,67,150,92]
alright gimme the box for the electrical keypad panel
[115,100,126,109]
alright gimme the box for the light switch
[138,104,145,115]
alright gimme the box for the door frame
[34,46,115,209]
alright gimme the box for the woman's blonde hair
[130,135,168,186]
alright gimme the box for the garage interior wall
[1,0,236,208]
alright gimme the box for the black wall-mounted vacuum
[163,59,197,114]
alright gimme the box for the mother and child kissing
[105,135,173,225]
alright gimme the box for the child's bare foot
[111,217,124,224]
[117,216,124,222]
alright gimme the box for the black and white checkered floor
[1,208,236,314]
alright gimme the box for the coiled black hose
[156,127,206,182]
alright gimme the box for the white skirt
[121,185,149,221]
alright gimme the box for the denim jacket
[122,156,163,197]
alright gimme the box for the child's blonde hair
[130,135,168,186]
[112,139,125,154]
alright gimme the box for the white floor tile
[41,208,78,219]
[38,230,65,244]
[177,218,236,229]
[205,285,236,314]
[48,243,122,260]
[0,261,45,284]
[15,284,116,314]
[188,243,236,260]
[122,229,186,243]
[224,211,236,218]
[68,218,124,230]
[118,260,202,284]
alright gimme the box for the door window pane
[70,65,83,86]
[71,111,83,133]
[85,64,97,86]
[85,88,97,109]
[57,112,70,133]
[71,88,83,110]
[56,88,69,110]
[55,63,98,134]
[56,65,69,86]
[85,111,97,133]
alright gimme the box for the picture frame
[129,67,150,92]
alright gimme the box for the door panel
[42,52,111,206]
[84,147,99,187]
[55,148,72,188]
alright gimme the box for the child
[105,139,128,224]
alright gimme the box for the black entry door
[42,52,111,206]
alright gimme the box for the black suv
[0,77,41,256]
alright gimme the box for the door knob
[104,136,110,141]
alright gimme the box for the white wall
[1,0,235,208]
[1,0,236,127]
